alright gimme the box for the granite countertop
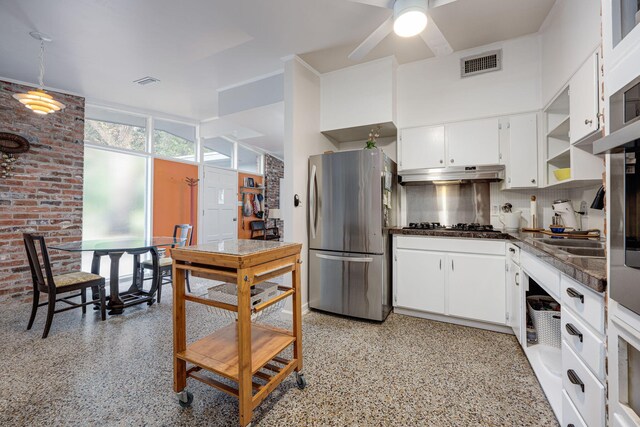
[509,232,606,293]
[389,227,607,293]
[389,227,511,240]
[174,239,300,256]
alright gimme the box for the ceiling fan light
[393,0,428,38]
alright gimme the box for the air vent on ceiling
[133,76,160,85]
[460,50,502,78]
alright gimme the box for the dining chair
[23,233,106,339]
[249,220,280,241]
[139,224,193,303]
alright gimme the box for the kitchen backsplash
[404,183,605,233]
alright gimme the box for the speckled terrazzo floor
[0,279,557,427]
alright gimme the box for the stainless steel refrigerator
[308,149,397,321]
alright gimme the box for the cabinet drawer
[562,390,587,427]
[561,276,604,335]
[562,342,605,427]
[521,251,560,300]
[395,236,505,255]
[561,308,605,381]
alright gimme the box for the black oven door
[627,147,640,268]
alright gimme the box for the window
[202,137,233,168]
[82,147,147,273]
[84,106,146,151]
[153,119,196,161]
[237,144,262,173]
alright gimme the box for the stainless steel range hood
[399,165,505,185]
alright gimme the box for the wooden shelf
[177,323,295,381]
[240,186,264,191]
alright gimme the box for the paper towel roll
[530,196,537,228]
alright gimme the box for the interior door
[395,249,445,314]
[399,125,445,170]
[447,253,506,324]
[446,118,500,166]
[201,166,237,243]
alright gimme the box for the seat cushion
[141,257,173,267]
[53,272,103,288]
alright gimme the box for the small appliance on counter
[551,199,579,230]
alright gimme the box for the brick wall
[264,154,284,236]
[0,80,85,303]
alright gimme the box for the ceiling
[201,103,285,159]
[0,0,556,156]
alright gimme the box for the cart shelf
[177,323,295,381]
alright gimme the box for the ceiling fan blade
[420,16,453,57]
[348,15,394,60]
[428,0,457,8]
[347,0,395,9]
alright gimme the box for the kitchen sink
[534,238,604,249]
[561,247,606,257]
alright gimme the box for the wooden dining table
[50,236,184,314]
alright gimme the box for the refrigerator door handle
[309,164,318,239]
[315,253,373,263]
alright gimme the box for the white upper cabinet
[445,118,500,167]
[569,53,600,143]
[320,57,396,133]
[398,125,445,171]
[501,114,539,189]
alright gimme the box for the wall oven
[595,73,640,315]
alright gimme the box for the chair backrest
[23,233,55,292]
[249,221,266,232]
[173,224,193,248]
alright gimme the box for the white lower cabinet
[395,249,445,314]
[562,391,588,427]
[562,342,606,427]
[393,236,506,328]
[448,253,506,324]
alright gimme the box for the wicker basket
[205,282,284,321]
[526,295,561,348]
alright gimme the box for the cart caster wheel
[177,390,193,408]
[295,372,307,390]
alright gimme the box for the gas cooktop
[403,222,499,232]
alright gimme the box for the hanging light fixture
[393,0,428,38]
[12,32,65,115]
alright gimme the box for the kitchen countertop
[389,227,607,293]
[389,228,511,240]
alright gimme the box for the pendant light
[393,0,428,38]
[12,32,65,115]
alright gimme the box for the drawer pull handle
[565,323,583,343]
[566,287,584,303]
[567,369,585,393]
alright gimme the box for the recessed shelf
[546,147,571,164]
[544,87,570,115]
[546,115,570,141]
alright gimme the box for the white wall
[539,0,601,106]
[338,137,397,163]
[283,56,338,310]
[397,34,541,128]
[321,57,397,131]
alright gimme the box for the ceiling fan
[348,0,455,60]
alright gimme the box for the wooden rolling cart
[171,240,305,427]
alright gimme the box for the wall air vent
[133,76,160,85]
[460,50,502,78]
